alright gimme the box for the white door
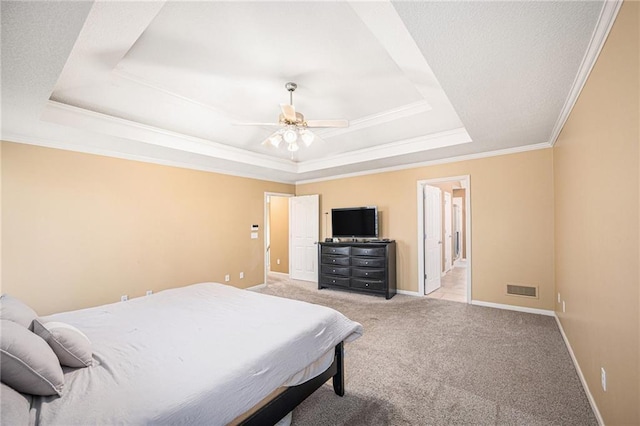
[423,185,442,294]
[289,194,319,282]
[444,192,453,273]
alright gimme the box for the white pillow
[33,319,93,368]
[0,294,38,330]
[0,320,64,396]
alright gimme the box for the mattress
[32,282,363,425]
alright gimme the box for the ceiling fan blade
[306,119,349,128]
[280,103,297,122]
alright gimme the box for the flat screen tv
[331,206,378,239]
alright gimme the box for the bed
[1,282,363,425]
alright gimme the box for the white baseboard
[246,283,266,291]
[471,300,555,316]
[396,289,422,297]
[267,271,289,277]
[554,314,604,426]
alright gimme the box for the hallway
[425,265,467,303]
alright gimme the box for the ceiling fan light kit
[241,82,349,156]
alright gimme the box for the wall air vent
[506,284,538,298]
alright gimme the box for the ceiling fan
[236,82,349,152]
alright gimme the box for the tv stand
[318,241,396,299]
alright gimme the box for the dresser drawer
[351,257,385,268]
[319,275,350,287]
[351,278,385,291]
[321,246,350,256]
[351,247,385,257]
[321,255,350,266]
[352,268,385,280]
[321,265,350,277]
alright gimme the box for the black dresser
[318,241,396,299]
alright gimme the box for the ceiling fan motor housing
[285,82,297,92]
[278,112,306,126]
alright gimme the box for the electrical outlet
[601,367,607,391]
[557,292,561,303]
[120,295,128,302]
[562,301,566,313]
[225,274,230,282]
[239,272,244,279]
[146,290,153,296]
[277,259,281,265]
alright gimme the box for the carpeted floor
[257,275,597,426]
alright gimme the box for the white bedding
[33,282,362,425]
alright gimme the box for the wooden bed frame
[239,341,345,425]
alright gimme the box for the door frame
[452,197,463,262]
[443,191,453,274]
[416,175,472,303]
[264,192,294,285]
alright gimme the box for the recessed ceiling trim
[114,68,433,141]
[348,1,447,101]
[42,100,297,173]
[112,68,248,122]
[547,0,622,146]
[314,99,431,139]
[296,142,552,185]
[2,131,296,185]
[51,1,166,95]
[297,127,471,173]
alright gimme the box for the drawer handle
[332,280,336,283]
[332,269,336,273]
[366,283,369,287]
[332,259,335,263]
[365,272,368,276]
[365,261,369,265]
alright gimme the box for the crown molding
[295,142,552,185]
[297,128,471,173]
[548,0,623,146]
[1,131,296,184]
[41,100,474,176]
[41,100,297,173]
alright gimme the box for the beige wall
[553,2,639,424]
[268,196,289,274]
[1,142,293,315]
[297,148,555,310]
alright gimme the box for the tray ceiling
[1,1,617,183]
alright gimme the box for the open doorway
[417,176,471,303]
[264,193,293,285]
[264,193,320,286]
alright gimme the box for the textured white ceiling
[1,1,614,183]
